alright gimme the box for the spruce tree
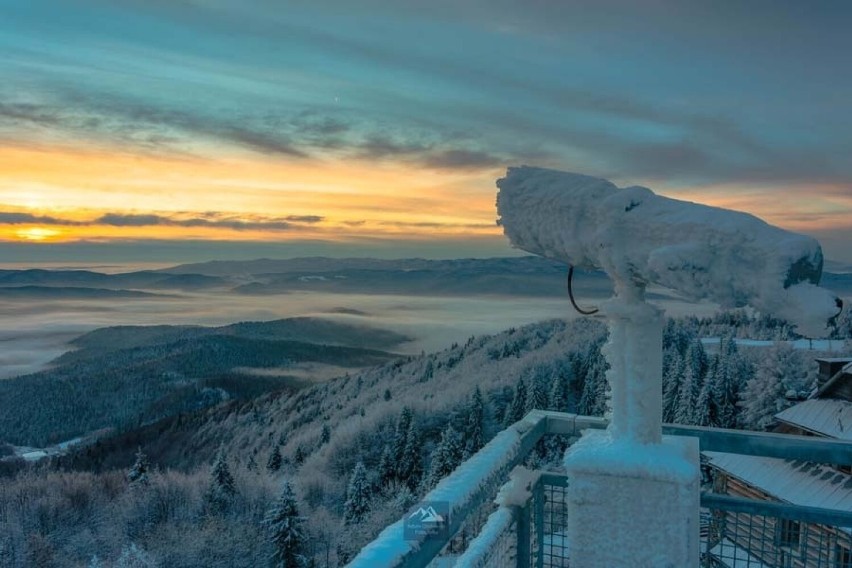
[741,343,798,430]
[426,424,463,488]
[462,387,485,459]
[204,450,236,515]
[127,447,150,486]
[675,339,708,425]
[397,420,422,489]
[525,375,548,413]
[247,454,258,472]
[343,461,372,525]
[265,480,308,568]
[267,445,283,472]
[320,424,331,445]
[548,368,571,412]
[378,444,395,487]
[392,407,413,461]
[578,358,607,417]
[713,336,741,428]
[662,348,683,423]
[504,377,528,425]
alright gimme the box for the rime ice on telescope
[496,166,841,567]
[497,167,841,443]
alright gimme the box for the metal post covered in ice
[496,166,841,567]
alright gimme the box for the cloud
[420,149,503,171]
[285,215,324,223]
[95,213,310,231]
[0,212,86,226]
[376,220,496,229]
[0,211,324,231]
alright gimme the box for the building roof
[774,398,852,440]
[705,452,852,514]
[814,361,852,400]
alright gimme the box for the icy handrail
[345,411,551,568]
[453,506,515,568]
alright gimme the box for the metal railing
[349,411,852,568]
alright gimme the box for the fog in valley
[0,287,721,380]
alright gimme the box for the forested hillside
[0,319,408,447]
[1,311,847,566]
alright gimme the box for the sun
[15,227,62,241]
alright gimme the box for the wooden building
[704,357,852,568]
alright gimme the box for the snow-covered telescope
[497,166,841,336]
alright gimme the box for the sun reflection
[16,227,61,241]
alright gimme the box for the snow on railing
[351,412,852,568]
[346,411,551,568]
[453,506,515,568]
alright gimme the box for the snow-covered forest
[0,310,850,567]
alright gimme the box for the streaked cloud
[0,0,849,261]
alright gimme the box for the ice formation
[497,166,840,337]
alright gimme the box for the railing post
[514,503,530,568]
[534,479,544,568]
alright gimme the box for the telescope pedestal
[563,292,700,567]
[563,432,700,567]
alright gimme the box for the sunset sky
[1,0,850,263]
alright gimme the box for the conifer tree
[741,343,799,430]
[525,375,548,413]
[392,407,413,461]
[343,461,371,525]
[674,340,706,424]
[320,424,331,445]
[294,446,306,465]
[578,358,607,417]
[462,387,485,459]
[247,454,258,472]
[267,445,283,472]
[662,348,683,423]
[265,480,308,568]
[713,336,741,428]
[204,450,236,515]
[397,420,422,489]
[548,368,571,412]
[426,424,463,488]
[378,444,395,487]
[127,447,150,486]
[694,370,713,427]
[504,377,527,425]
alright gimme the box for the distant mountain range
[0,285,167,299]
[1,256,848,299]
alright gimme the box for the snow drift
[497,166,841,336]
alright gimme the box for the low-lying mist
[0,288,722,380]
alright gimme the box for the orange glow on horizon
[0,143,504,244]
[2,143,848,247]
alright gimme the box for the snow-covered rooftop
[774,399,852,441]
[705,452,852,513]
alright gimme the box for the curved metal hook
[567,265,599,315]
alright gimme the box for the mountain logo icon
[403,501,450,541]
[408,506,444,524]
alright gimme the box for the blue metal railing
[349,411,852,568]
